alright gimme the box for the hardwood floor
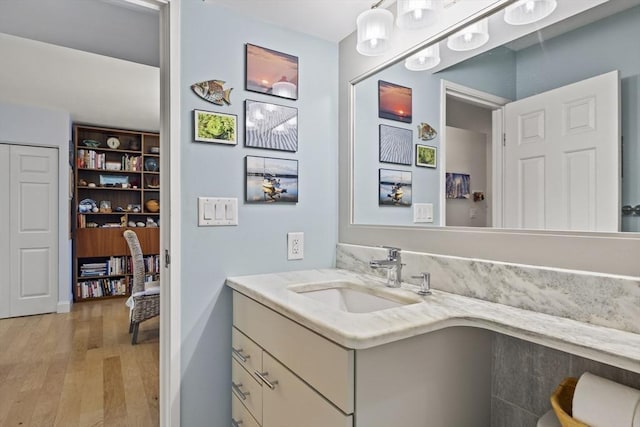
[0,299,159,427]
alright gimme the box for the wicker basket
[550,377,589,427]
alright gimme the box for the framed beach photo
[416,144,437,168]
[379,124,412,165]
[379,168,412,207]
[245,100,298,152]
[193,109,237,145]
[378,80,412,123]
[245,155,299,203]
[246,43,299,100]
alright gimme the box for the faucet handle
[381,245,401,258]
[411,272,431,296]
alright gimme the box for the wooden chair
[123,230,160,344]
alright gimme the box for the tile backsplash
[336,243,640,334]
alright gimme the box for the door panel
[9,145,58,317]
[504,70,620,231]
[0,145,9,318]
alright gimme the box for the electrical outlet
[287,232,304,260]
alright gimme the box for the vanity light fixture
[446,18,489,51]
[396,0,438,30]
[504,0,557,25]
[356,0,394,56]
[404,43,441,71]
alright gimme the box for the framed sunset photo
[378,80,412,123]
[245,44,299,100]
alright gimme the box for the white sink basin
[289,281,421,313]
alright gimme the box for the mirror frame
[339,0,640,276]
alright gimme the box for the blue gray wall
[179,1,338,425]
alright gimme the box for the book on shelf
[79,256,131,277]
[76,278,127,299]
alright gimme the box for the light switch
[203,202,214,220]
[413,203,434,223]
[198,197,238,226]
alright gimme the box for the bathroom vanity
[227,268,640,427]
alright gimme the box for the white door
[503,70,620,231]
[0,145,10,318]
[5,144,59,317]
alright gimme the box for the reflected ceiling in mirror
[352,0,640,233]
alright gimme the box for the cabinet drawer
[232,392,261,427]
[262,352,352,427]
[232,358,262,425]
[233,292,354,414]
[232,327,262,382]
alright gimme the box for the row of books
[78,255,159,278]
[76,278,127,299]
[76,150,142,171]
[79,256,132,277]
[144,255,160,274]
[77,149,107,169]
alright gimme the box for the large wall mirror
[352,0,640,233]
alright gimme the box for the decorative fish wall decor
[191,80,233,106]
[417,122,437,141]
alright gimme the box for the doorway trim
[121,0,180,425]
[440,80,510,227]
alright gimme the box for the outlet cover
[287,232,304,260]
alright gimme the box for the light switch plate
[198,197,238,226]
[287,232,304,260]
[413,203,434,223]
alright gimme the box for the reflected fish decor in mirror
[417,122,437,141]
[352,0,640,233]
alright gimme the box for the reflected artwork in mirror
[353,0,640,233]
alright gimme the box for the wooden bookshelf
[72,124,160,302]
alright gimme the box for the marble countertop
[226,268,640,374]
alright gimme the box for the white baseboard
[57,300,72,313]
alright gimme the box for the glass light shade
[405,44,441,71]
[272,81,296,98]
[504,0,557,25]
[248,103,265,121]
[447,18,489,51]
[356,8,394,56]
[396,0,437,30]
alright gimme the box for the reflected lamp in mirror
[396,0,438,30]
[504,0,557,26]
[447,18,489,51]
[357,6,394,56]
[405,44,441,71]
[272,80,297,98]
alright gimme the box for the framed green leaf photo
[416,144,437,168]
[194,109,237,145]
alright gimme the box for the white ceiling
[213,0,373,42]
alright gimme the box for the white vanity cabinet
[232,292,354,427]
[232,290,492,427]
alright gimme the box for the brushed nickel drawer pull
[232,347,249,363]
[231,381,250,400]
[254,371,279,390]
[231,418,243,427]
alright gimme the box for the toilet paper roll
[573,372,640,427]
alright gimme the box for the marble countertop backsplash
[227,267,640,375]
[336,244,640,335]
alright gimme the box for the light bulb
[525,0,535,12]
[413,8,423,20]
[370,38,378,48]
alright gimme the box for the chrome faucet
[369,246,403,288]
